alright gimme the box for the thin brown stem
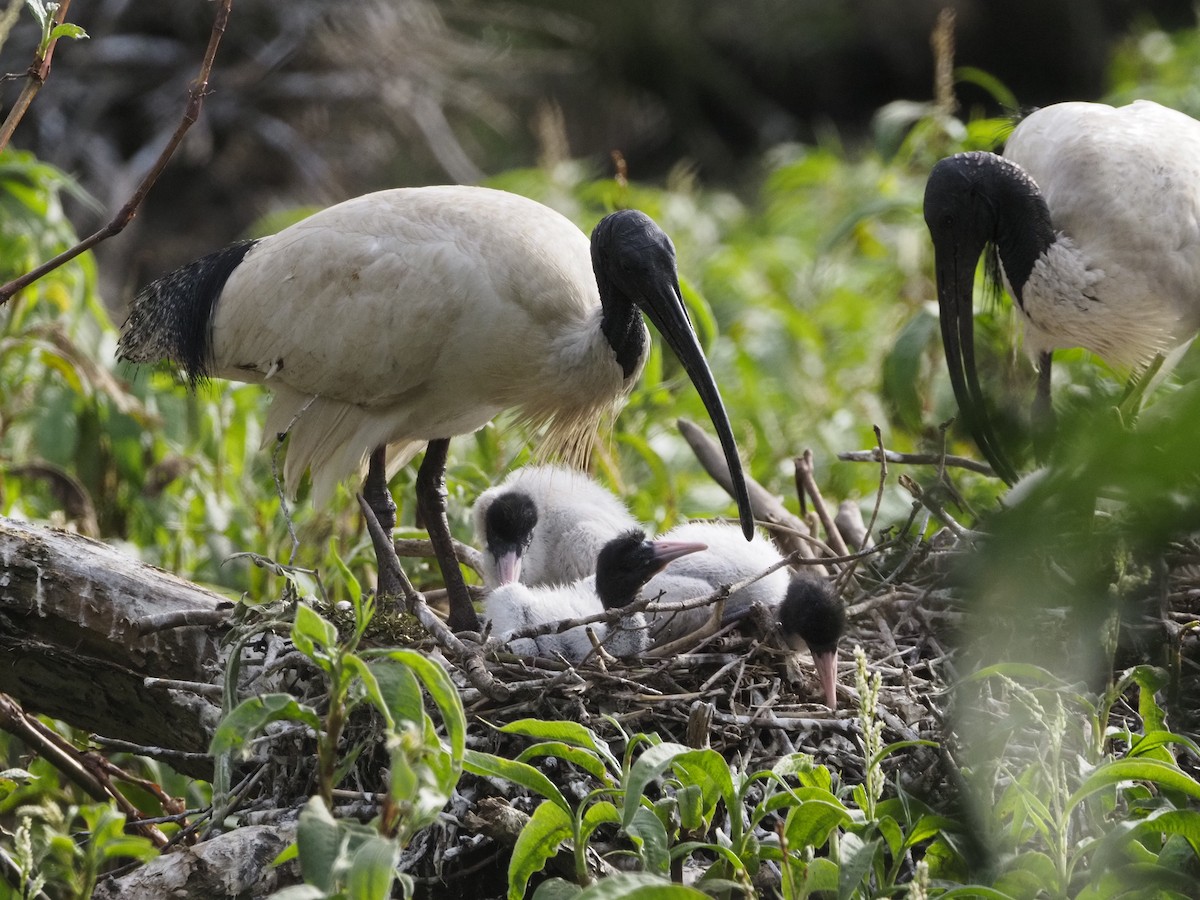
[0,0,235,306]
[0,0,71,152]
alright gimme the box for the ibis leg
[417,438,480,632]
[1031,352,1056,465]
[363,446,397,535]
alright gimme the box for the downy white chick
[472,465,640,588]
[484,530,705,663]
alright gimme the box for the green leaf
[1068,759,1200,811]
[626,806,671,875]
[580,801,620,847]
[380,649,466,762]
[836,833,880,900]
[1095,808,1200,864]
[783,799,851,851]
[464,749,570,814]
[676,784,704,832]
[881,309,938,431]
[341,653,390,729]
[209,694,322,758]
[508,800,572,900]
[516,742,612,782]
[292,603,338,662]
[296,797,342,893]
[367,655,424,729]
[499,719,609,756]
[574,873,709,898]
[772,754,832,791]
[48,22,88,41]
[621,743,693,828]
[346,835,398,900]
[669,748,734,827]
[533,879,584,900]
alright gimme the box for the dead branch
[838,447,993,476]
[676,418,829,576]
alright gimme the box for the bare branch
[0,0,235,306]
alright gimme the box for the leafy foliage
[5,7,1200,898]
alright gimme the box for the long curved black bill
[646,281,755,538]
[934,247,1019,485]
[593,210,756,539]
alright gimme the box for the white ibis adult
[641,521,791,644]
[471,464,640,588]
[924,100,1200,483]
[778,574,845,708]
[117,186,754,632]
[484,529,705,662]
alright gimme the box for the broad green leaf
[676,784,704,832]
[669,749,733,826]
[783,800,851,851]
[533,879,584,900]
[836,833,880,900]
[626,806,671,875]
[209,694,321,758]
[1095,808,1200,863]
[875,814,903,860]
[292,603,337,662]
[1128,730,1200,762]
[995,851,1059,896]
[622,743,693,828]
[772,754,832,791]
[508,800,572,900]
[575,872,708,898]
[367,655,424,729]
[516,742,611,782]
[1068,759,1200,811]
[580,801,620,846]
[342,653,390,729]
[346,835,398,900]
[464,749,570,814]
[296,797,341,893]
[380,649,466,762]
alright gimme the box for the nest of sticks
[212,420,1200,898]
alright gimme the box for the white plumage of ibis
[471,464,639,588]
[641,521,791,644]
[483,529,706,662]
[924,100,1200,483]
[117,185,754,632]
[778,574,845,708]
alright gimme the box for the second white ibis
[924,100,1200,482]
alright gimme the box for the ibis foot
[417,438,480,632]
[363,446,397,535]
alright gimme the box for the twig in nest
[897,475,974,542]
[676,418,828,576]
[0,0,235,305]
[794,450,849,559]
[357,494,509,702]
[394,537,485,575]
[838,447,993,476]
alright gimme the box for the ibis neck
[596,282,648,380]
[990,162,1057,308]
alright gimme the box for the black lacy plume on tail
[117,240,258,387]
